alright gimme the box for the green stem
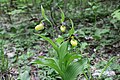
[99,57,114,78]
[83,71,88,80]
[88,59,92,79]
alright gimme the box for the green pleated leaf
[63,53,82,68]
[55,36,64,45]
[66,54,82,67]
[33,58,63,77]
[59,41,68,60]
[63,58,88,80]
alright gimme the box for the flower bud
[35,23,44,31]
[60,25,66,32]
[70,39,77,47]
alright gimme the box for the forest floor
[0,6,120,80]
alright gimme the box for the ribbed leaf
[63,58,87,80]
[55,36,64,45]
[33,58,63,77]
[63,54,82,68]
[59,41,68,60]
[66,54,82,67]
